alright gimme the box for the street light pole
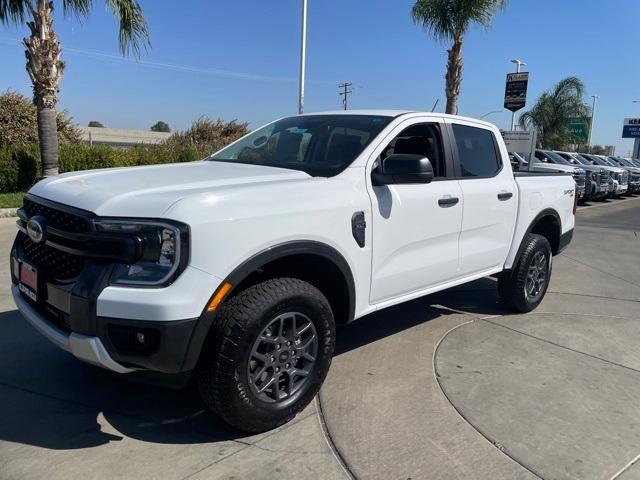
[510,59,526,131]
[480,110,502,120]
[588,95,598,147]
[297,0,308,114]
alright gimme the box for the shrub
[0,91,81,146]
[0,142,202,193]
[165,116,249,158]
[0,148,18,193]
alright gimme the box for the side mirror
[372,154,434,186]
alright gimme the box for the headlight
[92,219,189,286]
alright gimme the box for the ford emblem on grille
[26,216,46,244]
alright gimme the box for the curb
[0,208,18,218]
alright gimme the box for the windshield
[568,154,589,165]
[209,114,392,177]
[588,155,611,166]
[542,150,571,165]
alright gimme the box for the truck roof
[299,109,498,129]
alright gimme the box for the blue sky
[1,0,638,155]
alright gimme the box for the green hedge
[0,143,200,193]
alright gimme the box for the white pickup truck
[10,111,576,432]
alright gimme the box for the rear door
[366,116,463,304]
[447,120,518,276]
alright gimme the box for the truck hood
[531,164,582,175]
[29,161,311,217]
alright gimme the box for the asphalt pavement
[1,196,639,479]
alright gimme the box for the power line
[339,82,353,110]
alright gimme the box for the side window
[452,124,501,178]
[378,123,446,178]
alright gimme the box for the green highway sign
[566,118,590,142]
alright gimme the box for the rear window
[452,124,501,177]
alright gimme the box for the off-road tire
[498,233,552,313]
[196,278,335,433]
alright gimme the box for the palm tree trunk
[24,1,65,178]
[445,36,463,115]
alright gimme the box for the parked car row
[510,149,640,203]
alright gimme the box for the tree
[151,121,170,133]
[0,1,149,177]
[0,90,80,146]
[88,120,104,128]
[412,0,507,115]
[519,77,590,150]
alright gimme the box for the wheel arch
[225,241,356,327]
[513,209,562,266]
[182,241,356,372]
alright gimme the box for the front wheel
[196,277,335,433]
[498,233,552,313]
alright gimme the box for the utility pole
[297,0,307,114]
[588,95,598,147]
[510,59,526,131]
[339,82,353,110]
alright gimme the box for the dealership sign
[504,72,529,112]
[622,118,640,138]
[502,130,536,155]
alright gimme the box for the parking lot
[1,196,640,480]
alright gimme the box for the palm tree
[519,77,590,150]
[412,0,507,115]
[0,0,149,177]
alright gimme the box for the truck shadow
[0,278,506,451]
[335,277,508,356]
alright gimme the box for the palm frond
[520,77,590,149]
[62,0,91,18]
[0,0,29,25]
[412,0,507,41]
[105,0,150,57]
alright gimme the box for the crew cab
[10,111,576,432]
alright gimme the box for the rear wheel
[498,233,552,313]
[196,278,335,433]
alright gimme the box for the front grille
[20,197,91,282]
[23,197,89,233]
[23,236,86,282]
[622,171,629,184]
[599,170,609,185]
[572,173,586,188]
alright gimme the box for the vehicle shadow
[0,277,506,451]
[0,309,241,450]
[335,277,508,356]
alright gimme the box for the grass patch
[0,192,24,209]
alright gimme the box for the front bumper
[12,285,134,373]
[11,231,221,374]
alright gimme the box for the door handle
[497,192,513,201]
[438,196,459,207]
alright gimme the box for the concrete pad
[319,299,535,480]
[190,412,346,480]
[490,311,640,372]
[436,320,640,480]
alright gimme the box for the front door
[367,118,463,304]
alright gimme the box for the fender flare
[181,241,356,371]
[511,208,562,269]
